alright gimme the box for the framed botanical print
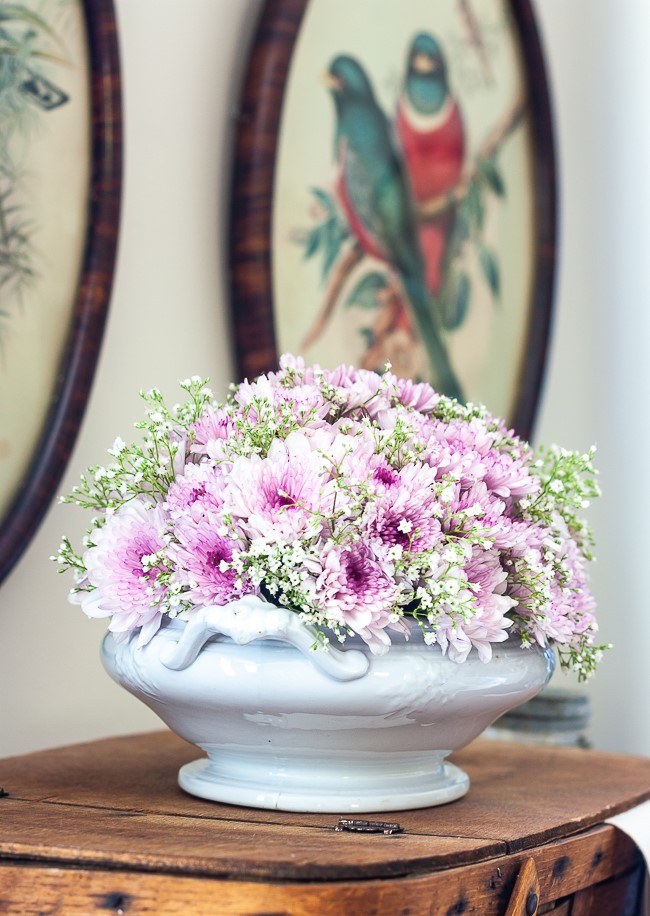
[0,0,121,582]
[230,0,556,438]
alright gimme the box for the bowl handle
[159,596,369,682]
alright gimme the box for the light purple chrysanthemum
[492,517,546,552]
[483,452,539,500]
[273,352,322,386]
[169,517,248,606]
[432,416,497,455]
[394,376,439,413]
[513,527,598,650]
[165,461,227,521]
[325,365,392,418]
[273,382,332,423]
[233,373,276,411]
[191,406,236,459]
[236,368,332,425]
[443,481,505,537]
[363,462,443,556]
[224,431,333,541]
[423,423,491,486]
[315,541,397,654]
[463,548,516,660]
[306,423,376,478]
[72,499,170,646]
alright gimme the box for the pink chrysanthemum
[72,499,170,646]
[165,462,227,521]
[483,452,539,500]
[363,462,443,556]
[224,431,333,541]
[191,406,236,460]
[463,548,516,660]
[316,542,397,653]
[325,365,392,417]
[371,460,401,490]
[169,517,248,606]
[394,376,439,413]
[443,481,505,538]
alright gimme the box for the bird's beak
[323,72,343,92]
[412,53,437,74]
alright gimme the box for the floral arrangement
[54,355,607,680]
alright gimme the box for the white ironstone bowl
[101,596,554,813]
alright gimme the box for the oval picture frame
[230,0,556,439]
[0,0,122,583]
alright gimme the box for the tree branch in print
[457,0,495,87]
[0,3,69,337]
[300,241,363,351]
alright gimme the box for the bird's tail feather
[402,273,465,403]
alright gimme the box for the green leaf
[321,218,343,280]
[303,226,322,260]
[479,245,500,299]
[310,187,336,216]
[465,182,485,231]
[454,211,471,244]
[0,5,60,43]
[479,157,506,197]
[358,327,375,348]
[345,271,388,310]
[442,272,471,330]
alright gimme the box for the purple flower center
[125,535,161,581]
[374,466,399,487]
[189,484,206,504]
[275,492,296,509]
[347,553,367,587]
[206,550,223,569]
[263,480,299,512]
[204,539,232,572]
[382,522,411,549]
[344,547,383,597]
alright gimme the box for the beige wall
[1,0,648,758]
[534,1,650,755]
[0,0,262,756]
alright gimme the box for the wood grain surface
[0,827,644,915]
[1,731,649,878]
[1,732,648,913]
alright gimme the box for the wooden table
[1,732,649,914]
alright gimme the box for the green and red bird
[396,33,466,296]
[324,54,463,402]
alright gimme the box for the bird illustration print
[324,54,464,402]
[396,33,466,301]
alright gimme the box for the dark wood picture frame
[0,0,122,584]
[229,0,556,439]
